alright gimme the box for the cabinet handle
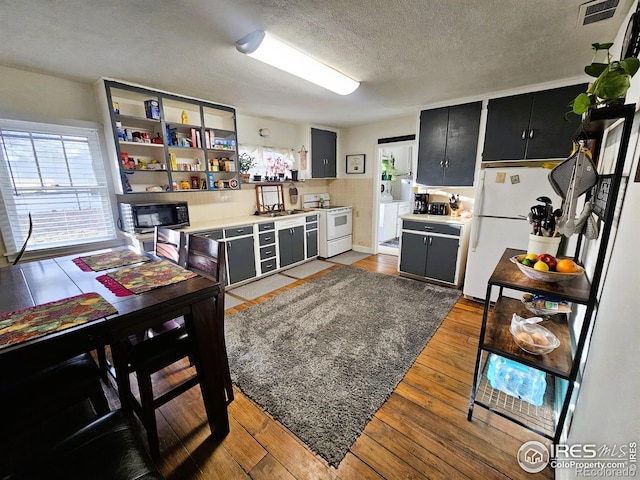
[529,129,534,139]
[424,226,433,230]
[440,159,444,168]
[423,237,427,245]
[521,130,527,140]
[429,237,433,246]
[265,263,273,268]
[236,229,244,234]
[264,236,271,241]
[445,158,449,168]
[265,250,272,255]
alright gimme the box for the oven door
[326,209,352,240]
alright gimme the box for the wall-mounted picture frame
[346,154,365,174]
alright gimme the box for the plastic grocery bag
[510,313,560,355]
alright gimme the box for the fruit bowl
[509,255,584,283]
[510,321,560,355]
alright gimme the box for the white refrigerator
[463,164,563,302]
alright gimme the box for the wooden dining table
[0,247,229,439]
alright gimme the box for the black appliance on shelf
[427,202,448,215]
[413,193,429,214]
[118,201,190,233]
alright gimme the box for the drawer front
[224,225,253,238]
[258,222,275,232]
[403,220,461,236]
[260,245,276,260]
[306,215,318,223]
[261,259,277,274]
[306,222,318,230]
[259,231,275,246]
[196,229,223,240]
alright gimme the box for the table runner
[96,260,197,296]
[0,292,117,349]
[73,249,151,272]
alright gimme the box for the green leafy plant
[571,42,640,116]
[239,152,257,173]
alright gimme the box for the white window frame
[0,118,121,262]
[239,144,295,179]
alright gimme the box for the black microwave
[118,201,190,233]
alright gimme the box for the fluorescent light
[235,30,359,96]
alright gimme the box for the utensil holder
[527,234,561,256]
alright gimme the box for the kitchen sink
[264,209,309,217]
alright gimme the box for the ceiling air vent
[580,0,619,25]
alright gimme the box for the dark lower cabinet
[306,229,318,258]
[311,128,337,178]
[482,84,587,161]
[278,226,305,268]
[399,232,458,284]
[416,102,481,186]
[226,235,256,284]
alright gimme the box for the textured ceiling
[0,0,633,128]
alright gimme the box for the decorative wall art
[346,154,365,174]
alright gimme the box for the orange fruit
[556,258,579,273]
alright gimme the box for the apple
[537,253,557,271]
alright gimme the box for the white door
[476,166,562,218]
[463,216,531,302]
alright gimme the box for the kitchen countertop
[185,210,314,233]
[400,213,472,225]
[126,210,316,241]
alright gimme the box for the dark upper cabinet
[416,102,481,186]
[482,84,587,161]
[311,128,337,178]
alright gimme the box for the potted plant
[239,152,257,183]
[570,42,640,118]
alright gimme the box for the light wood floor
[118,254,554,479]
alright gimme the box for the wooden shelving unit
[467,104,636,444]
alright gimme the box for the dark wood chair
[111,234,230,456]
[0,352,110,441]
[154,226,187,266]
[97,227,188,378]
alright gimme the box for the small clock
[622,9,640,59]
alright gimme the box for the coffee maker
[413,193,429,214]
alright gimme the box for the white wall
[0,65,100,123]
[341,115,418,180]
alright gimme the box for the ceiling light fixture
[235,30,359,96]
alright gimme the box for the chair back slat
[155,227,187,266]
[187,234,226,288]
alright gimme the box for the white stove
[302,193,353,258]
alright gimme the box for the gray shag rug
[225,266,460,467]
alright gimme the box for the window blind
[0,119,117,255]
